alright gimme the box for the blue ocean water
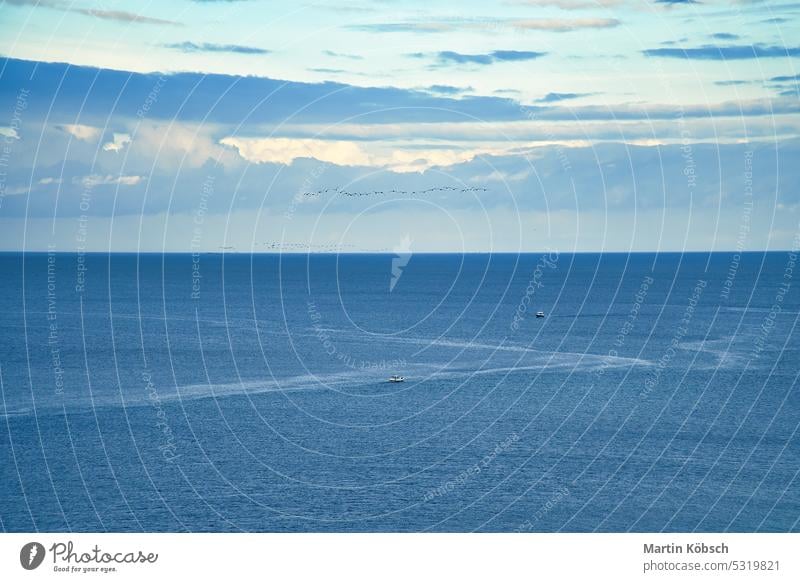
[0,251,798,532]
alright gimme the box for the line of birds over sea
[257,242,357,251]
[217,243,359,252]
[302,185,489,197]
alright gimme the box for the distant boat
[535,311,545,318]
[388,375,406,383]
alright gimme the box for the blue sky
[0,0,798,252]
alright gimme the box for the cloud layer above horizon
[0,0,798,252]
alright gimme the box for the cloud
[58,124,100,141]
[437,51,493,65]
[3,56,795,142]
[710,32,740,40]
[322,50,363,60]
[218,136,375,168]
[5,1,182,26]
[272,112,800,146]
[471,168,532,183]
[132,122,240,170]
[436,50,547,65]
[512,0,624,9]
[219,136,505,172]
[492,50,549,61]
[772,78,800,96]
[0,57,536,125]
[510,18,620,32]
[308,67,348,74]
[426,85,473,95]
[78,174,143,188]
[346,22,453,33]
[655,0,698,4]
[530,97,800,121]
[643,44,800,60]
[536,92,593,103]
[75,8,181,26]
[102,133,131,152]
[3,118,798,254]
[713,80,751,86]
[164,41,270,54]
[771,74,800,82]
[0,127,19,139]
[2,0,54,5]
[347,17,619,34]
[0,176,62,197]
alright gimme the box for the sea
[0,251,798,532]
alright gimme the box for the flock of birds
[256,242,356,251]
[302,185,489,198]
[211,185,491,253]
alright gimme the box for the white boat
[388,375,406,383]
[535,311,545,318]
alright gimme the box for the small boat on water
[535,311,545,318]
[388,375,406,383]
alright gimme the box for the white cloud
[59,124,101,141]
[2,185,28,196]
[267,114,800,147]
[133,122,240,169]
[0,127,19,140]
[511,17,620,31]
[220,136,512,172]
[79,174,143,188]
[0,177,62,197]
[102,132,131,152]
[221,137,370,167]
[514,0,625,9]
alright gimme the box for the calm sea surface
[1,252,798,532]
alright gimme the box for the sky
[0,0,798,252]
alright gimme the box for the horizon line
[0,250,794,255]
